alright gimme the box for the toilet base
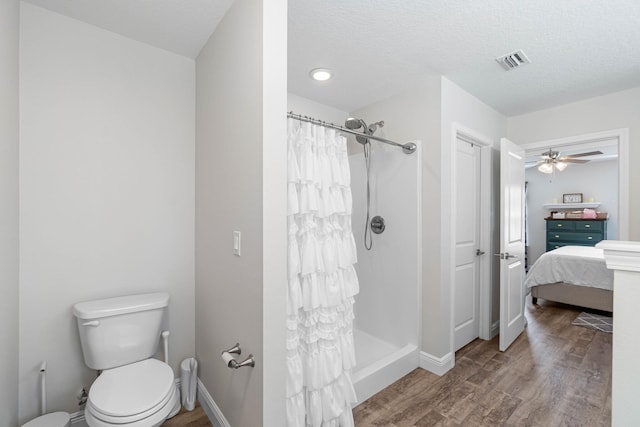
[166,395,181,419]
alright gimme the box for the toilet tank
[72,293,169,370]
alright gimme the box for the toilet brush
[39,362,47,415]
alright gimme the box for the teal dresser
[546,218,608,252]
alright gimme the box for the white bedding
[525,246,613,291]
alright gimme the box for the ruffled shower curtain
[286,119,359,427]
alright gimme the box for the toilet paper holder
[221,343,255,369]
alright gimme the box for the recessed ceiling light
[309,68,332,81]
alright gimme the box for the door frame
[448,123,494,357]
[521,128,629,240]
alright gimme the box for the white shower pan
[351,329,419,404]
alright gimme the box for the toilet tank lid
[72,292,169,320]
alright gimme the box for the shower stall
[347,119,421,403]
[286,109,421,419]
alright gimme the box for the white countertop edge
[596,240,640,273]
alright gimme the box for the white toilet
[73,292,180,427]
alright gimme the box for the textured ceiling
[22,0,640,116]
[289,0,640,115]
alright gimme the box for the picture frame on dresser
[562,193,583,203]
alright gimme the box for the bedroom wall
[526,159,618,266]
[19,3,195,421]
[195,0,287,424]
[508,85,640,240]
[0,0,19,425]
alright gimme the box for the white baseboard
[419,351,454,376]
[70,410,87,427]
[490,321,499,339]
[197,378,231,427]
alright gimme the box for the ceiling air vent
[496,50,531,70]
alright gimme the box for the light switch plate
[233,231,241,256]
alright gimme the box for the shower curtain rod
[287,112,417,154]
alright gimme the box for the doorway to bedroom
[522,128,628,268]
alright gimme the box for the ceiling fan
[535,149,603,174]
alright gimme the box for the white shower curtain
[286,119,359,427]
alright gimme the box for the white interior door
[499,138,526,352]
[454,138,481,351]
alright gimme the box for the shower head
[344,117,370,144]
[367,120,384,134]
[345,117,367,131]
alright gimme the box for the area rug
[572,312,613,333]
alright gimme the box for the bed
[525,246,613,312]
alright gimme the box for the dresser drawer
[545,219,607,252]
[574,221,603,232]
[546,221,575,231]
[547,231,604,244]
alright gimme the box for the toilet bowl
[73,292,179,427]
[22,412,70,427]
[84,359,180,427]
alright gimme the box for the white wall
[508,86,640,240]
[195,0,287,425]
[19,3,195,421]
[440,77,507,356]
[261,0,288,423]
[0,0,20,425]
[525,159,618,265]
[288,92,348,125]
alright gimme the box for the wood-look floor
[162,401,212,427]
[163,298,611,427]
[353,297,612,426]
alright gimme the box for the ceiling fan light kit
[554,161,568,171]
[538,162,554,174]
[536,149,603,174]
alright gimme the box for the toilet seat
[22,412,70,427]
[86,359,179,426]
[86,386,178,427]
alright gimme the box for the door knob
[493,252,517,260]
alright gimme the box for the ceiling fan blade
[561,150,603,159]
[562,159,589,164]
